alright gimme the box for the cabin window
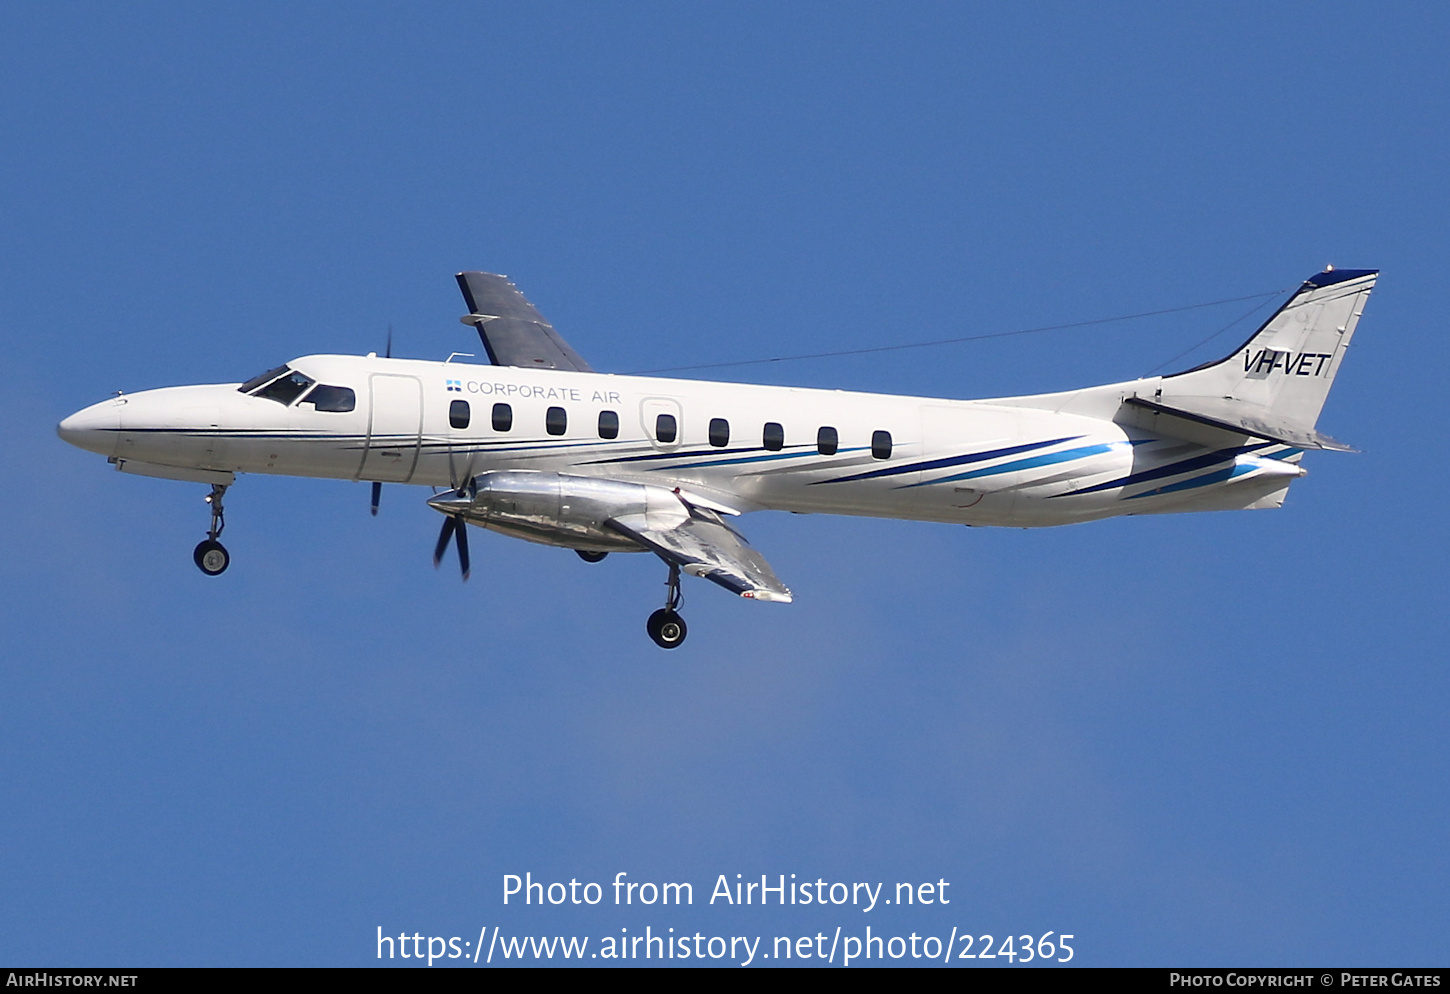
[817,426,838,455]
[598,410,620,439]
[709,418,730,447]
[253,370,315,406]
[449,399,470,429]
[655,413,677,443]
[872,430,893,459]
[300,384,355,413]
[763,422,784,451]
[546,406,568,436]
[492,403,513,432]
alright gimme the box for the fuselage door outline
[360,373,424,483]
[639,396,685,452]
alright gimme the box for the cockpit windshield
[252,370,316,405]
[238,365,290,393]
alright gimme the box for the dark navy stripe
[662,448,839,471]
[1051,443,1270,498]
[103,428,370,439]
[901,441,1118,488]
[1305,268,1377,288]
[581,445,773,466]
[1124,462,1256,499]
[811,436,1080,486]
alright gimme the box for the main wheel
[646,608,687,649]
[193,539,230,576]
[576,550,609,563]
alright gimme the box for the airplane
[57,267,1376,648]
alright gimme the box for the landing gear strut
[646,563,687,649]
[193,483,230,576]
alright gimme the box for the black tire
[576,550,609,563]
[646,608,687,649]
[193,539,229,576]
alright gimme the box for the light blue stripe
[902,442,1117,488]
[1124,462,1256,499]
[662,449,819,470]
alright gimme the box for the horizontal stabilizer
[1124,396,1353,451]
[455,272,593,372]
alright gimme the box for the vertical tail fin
[1136,269,1376,450]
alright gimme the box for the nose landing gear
[193,483,230,576]
[646,563,687,649]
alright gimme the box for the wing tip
[742,590,793,604]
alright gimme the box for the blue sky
[2,2,1447,966]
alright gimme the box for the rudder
[1160,268,1376,427]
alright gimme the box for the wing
[455,271,594,372]
[606,505,794,603]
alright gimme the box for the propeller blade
[454,518,470,580]
[433,515,457,568]
[370,481,382,517]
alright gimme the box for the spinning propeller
[431,512,471,580]
[427,485,476,581]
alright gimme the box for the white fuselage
[58,353,1304,528]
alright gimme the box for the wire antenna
[625,289,1288,376]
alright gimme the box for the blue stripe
[442,439,627,455]
[812,436,1081,486]
[1124,462,1256,499]
[1053,443,1270,498]
[663,449,823,470]
[900,442,1119,488]
[582,446,765,465]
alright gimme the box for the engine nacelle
[437,471,690,552]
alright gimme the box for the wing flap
[455,271,593,372]
[607,508,793,603]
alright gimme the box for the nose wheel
[646,563,687,648]
[193,483,230,576]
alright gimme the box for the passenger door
[360,374,423,482]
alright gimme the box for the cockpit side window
[238,365,290,393]
[299,384,356,412]
[253,370,316,405]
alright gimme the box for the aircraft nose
[57,398,121,457]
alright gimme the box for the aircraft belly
[230,436,365,478]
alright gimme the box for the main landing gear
[193,483,230,576]
[646,563,688,649]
